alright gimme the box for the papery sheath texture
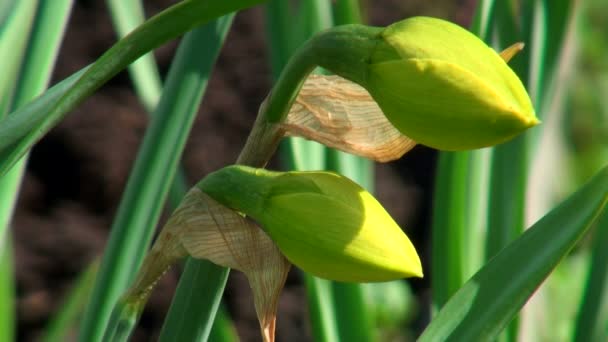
[176,188,290,342]
[282,74,416,162]
[198,165,423,282]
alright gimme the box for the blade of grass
[0,0,17,27]
[208,304,239,342]
[0,2,73,340]
[0,239,14,342]
[485,2,575,340]
[542,0,575,86]
[0,0,267,177]
[0,0,37,116]
[159,259,229,341]
[0,164,23,252]
[484,3,534,340]
[327,2,375,341]
[106,0,162,111]
[431,0,497,309]
[470,0,496,41]
[265,2,341,341]
[43,261,99,342]
[573,211,608,342]
[431,152,468,308]
[104,2,233,338]
[333,0,362,26]
[78,12,236,341]
[420,165,608,341]
[142,15,234,341]
[304,276,340,342]
[105,0,190,211]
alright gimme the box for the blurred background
[9,0,607,340]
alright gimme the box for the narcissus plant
[267,16,538,151]
[198,165,423,282]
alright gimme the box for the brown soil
[11,0,475,341]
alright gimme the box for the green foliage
[421,165,608,341]
[0,1,605,341]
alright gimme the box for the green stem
[263,24,381,124]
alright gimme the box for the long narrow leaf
[327,2,375,340]
[78,12,237,341]
[43,261,99,342]
[420,165,608,341]
[106,0,162,111]
[264,2,344,341]
[0,2,73,340]
[573,211,608,342]
[159,259,229,341]
[0,239,14,342]
[0,0,37,116]
[431,152,468,308]
[430,0,498,310]
[150,15,235,341]
[0,0,266,177]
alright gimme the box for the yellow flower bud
[304,16,539,150]
[198,165,422,282]
[362,17,538,150]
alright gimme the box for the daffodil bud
[305,16,538,150]
[198,165,422,282]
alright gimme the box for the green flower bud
[367,17,538,150]
[198,165,422,282]
[303,16,539,150]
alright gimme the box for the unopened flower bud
[198,165,422,282]
[306,16,538,150]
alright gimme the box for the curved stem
[262,24,381,124]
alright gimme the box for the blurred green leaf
[470,0,496,40]
[0,0,266,177]
[152,15,235,342]
[574,211,608,342]
[0,239,14,342]
[431,152,468,309]
[0,0,37,116]
[420,165,608,341]
[1,2,73,341]
[106,0,162,112]
[79,12,238,341]
[43,261,99,342]
[327,1,375,340]
[265,2,338,342]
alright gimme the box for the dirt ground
[11,0,474,340]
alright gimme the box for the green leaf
[0,239,14,342]
[573,211,608,342]
[43,261,98,342]
[106,0,162,112]
[79,12,238,341]
[0,0,266,177]
[0,0,37,116]
[0,2,73,340]
[431,152,468,309]
[158,259,229,341]
[150,14,236,341]
[420,165,608,342]
[470,0,496,40]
